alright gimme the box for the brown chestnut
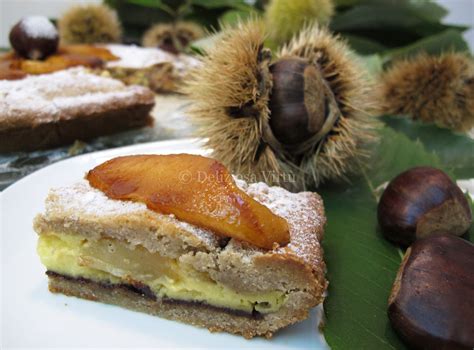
[388,234,474,350]
[377,167,472,246]
[9,16,59,60]
[268,57,327,146]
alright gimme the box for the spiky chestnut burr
[380,53,474,132]
[58,4,122,44]
[265,0,334,45]
[142,22,204,55]
[9,16,59,60]
[185,21,379,191]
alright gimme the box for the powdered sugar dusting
[0,67,125,100]
[20,16,58,39]
[105,44,175,69]
[53,86,145,111]
[245,181,325,263]
[173,220,218,247]
[105,44,201,73]
[48,180,147,218]
[0,68,149,128]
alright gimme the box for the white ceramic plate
[1,139,326,349]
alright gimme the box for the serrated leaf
[331,2,459,33]
[335,0,446,22]
[331,2,466,51]
[106,1,174,33]
[464,196,474,242]
[219,8,259,27]
[189,32,223,55]
[192,0,249,10]
[383,29,469,62]
[334,0,358,7]
[344,35,388,55]
[409,0,448,22]
[335,0,410,8]
[382,116,474,179]
[125,0,163,8]
[322,127,447,350]
[332,4,426,32]
[107,0,233,40]
[366,128,444,187]
[321,183,407,350]
[359,54,384,76]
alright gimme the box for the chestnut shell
[388,234,474,350]
[268,58,326,145]
[377,167,472,246]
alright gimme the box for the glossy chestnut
[388,234,474,350]
[9,16,59,60]
[377,167,471,246]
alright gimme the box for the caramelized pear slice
[62,45,119,61]
[86,154,290,249]
[21,54,104,74]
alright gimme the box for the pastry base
[0,104,153,152]
[47,271,313,339]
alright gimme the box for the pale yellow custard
[37,233,287,314]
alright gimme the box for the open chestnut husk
[142,22,204,55]
[388,234,474,350]
[185,21,379,191]
[9,16,59,60]
[377,167,472,246]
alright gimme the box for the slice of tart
[33,154,327,338]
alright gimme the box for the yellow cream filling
[37,233,287,314]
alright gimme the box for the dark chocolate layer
[46,271,263,319]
